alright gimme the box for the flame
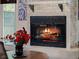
[41,27,61,40]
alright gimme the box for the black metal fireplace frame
[30,16,66,48]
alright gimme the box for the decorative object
[29,5,34,12]
[18,0,26,21]
[13,27,30,57]
[5,34,15,42]
[58,4,63,12]
[15,45,23,56]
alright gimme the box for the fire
[40,27,61,40]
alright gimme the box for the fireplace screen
[30,16,66,48]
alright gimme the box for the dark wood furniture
[0,0,16,4]
[0,41,8,59]
[7,50,48,59]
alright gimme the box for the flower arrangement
[14,27,30,46]
[4,27,30,57]
[13,27,31,56]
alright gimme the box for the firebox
[30,16,66,48]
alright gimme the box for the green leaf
[16,40,25,46]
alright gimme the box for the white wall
[15,0,78,48]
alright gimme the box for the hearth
[30,16,66,48]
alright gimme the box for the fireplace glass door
[30,16,66,48]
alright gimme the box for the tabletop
[7,50,48,59]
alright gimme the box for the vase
[15,45,23,56]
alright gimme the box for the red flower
[15,28,30,45]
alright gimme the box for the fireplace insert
[30,16,66,48]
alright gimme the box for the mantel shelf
[27,0,68,5]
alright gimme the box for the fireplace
[30,16,66,48]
